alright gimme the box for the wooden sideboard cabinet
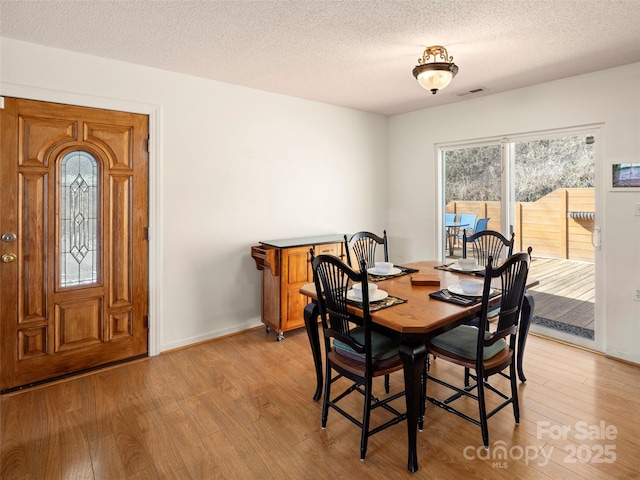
[251,235,345,340]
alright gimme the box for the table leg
[517,292,535,383]
[398,340,427,473]
[304,302,323,401]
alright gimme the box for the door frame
[435,124,604,352]
[1,83,162,356]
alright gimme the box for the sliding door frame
[436,124,604,352]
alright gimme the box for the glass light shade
[412,46,459,94]
[416,69,453,92]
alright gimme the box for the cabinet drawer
[313,242,342,257]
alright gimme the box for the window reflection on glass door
[443,144,503,257]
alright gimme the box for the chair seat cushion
[430,325,506,360]
[333,327,399,361]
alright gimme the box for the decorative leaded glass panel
[60,151,99,287]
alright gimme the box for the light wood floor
[1,327,638,479]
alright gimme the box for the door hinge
[144,315,149,329]
[144,136,150,152]
[144,227,150,240]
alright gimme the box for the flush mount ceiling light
[412,45,459,94]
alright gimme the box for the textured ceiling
[2,0,640,116]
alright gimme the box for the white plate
[367,266,402,276]
[448,284,494,297]
[450,262,485,273]
[347,289,389,302]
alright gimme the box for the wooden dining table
[299,260,538,473]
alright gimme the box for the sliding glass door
[440,128,600,349]
[443,143,503,236]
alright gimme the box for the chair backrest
[445,213,456,224]
[477,250,531,357]
[344,230,388,269]
[310,251,373,364]
[463,230,515,266]
[474,217,490,233]
[457,214,477,236]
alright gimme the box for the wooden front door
[0,98,149,392]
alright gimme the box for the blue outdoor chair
[456,214,478,245]
[474,218,490,234]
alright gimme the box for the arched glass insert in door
[60,151,99,287]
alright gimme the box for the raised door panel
[109,174,132,309]
[18,115,76,167]
[285,247,310,284]
[281,246,311,331]
[261,254,281,331]
[19,172,47,324]
[285,290,308,331]
[54,297,103,352]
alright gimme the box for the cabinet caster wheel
[265,326,270,333]
[276,332,284,341]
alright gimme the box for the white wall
[389,63,640,364]
[1,38,389,351]
[3,38,639,364]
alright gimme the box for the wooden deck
[527,256,595,331]
[446,249,595,332]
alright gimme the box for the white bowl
[352,282,378,300]
[459,278,484,295]
[458,258,478,270]
[374,261,394,274]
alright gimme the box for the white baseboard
[605,347,640,366]
[159,319,264,353]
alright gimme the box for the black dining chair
[310,251,407,461]
[424,251,531,449]
[344,230,388,270]
[463,230,515,266]
[462,231,531,380]
[344,230,392,393]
